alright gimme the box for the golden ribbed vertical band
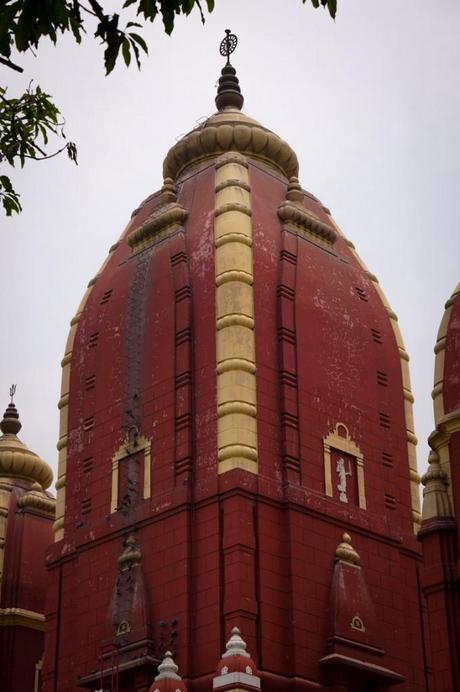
[214,153,258,474]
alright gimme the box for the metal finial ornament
[9,384,16,404]
[219,29,238,65]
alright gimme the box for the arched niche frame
[110,433,152,513]
[323,423,366,510]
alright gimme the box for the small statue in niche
[336,457,352,503]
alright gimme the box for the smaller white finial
[222,627,250,658]
[155,651,181,680]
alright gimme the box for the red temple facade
[35,53,459,692]
[0,397,55,691]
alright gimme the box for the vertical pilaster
[214,153,258,475]
[277,229,301,484]
[170,233,194,482]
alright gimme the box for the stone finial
[222,626,250,658]
[155,651,181,681]
[0,400,21,436]
[421,450,453,520]
[118,535,142,570]
[215,64,244,111]
[286,176,304,203]
[335,533,360,566]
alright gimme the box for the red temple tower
[419,283,460,692]
[43,44,430,692]
[0,394,55,691]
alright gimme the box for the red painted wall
[0,485,53,692]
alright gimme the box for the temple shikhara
[1,32,459,692]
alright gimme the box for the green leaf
[327,0,337,18]
[122,37,131,66]
[0,175,22,216]
[128,32,148,54]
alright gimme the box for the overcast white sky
[1,1,459,487]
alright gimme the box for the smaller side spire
[1,385,21,435]
[0,391,53,489]
[222,627,250,658]
[155,651,181,681]
[421,450,454,521]
[148,652,187,692]
[213,627,261,691]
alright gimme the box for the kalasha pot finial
[215,29,244,111]
[1,384,21,436]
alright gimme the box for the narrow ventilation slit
[100,289,113,305]
[379,412,391,429]
[371,328,383,344]
[83,416,95,432]
[355,286,368,302]
[88,332,99,348]
[384,493,396,510]
[82,456,93,473]
[170,251,187,266]
[382,452,393,468]
[377,370,388,387]
[81,498,92,515]
[84,375,96,391]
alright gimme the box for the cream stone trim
[18,488,56,515]
[0,607,45,631]
[215,153,258,474]
[163,110,298,181]
[277,200,336,244]
[215,233,253,249]
[432,284,459,423]
[0,481,12,594]
[427,409,460,511]
[127,203,189,251]
[323,424,366,510]
[54,231,126,541]
[217,359,256,375]
[34,657,43,692]
[110,435,152,513]
[331,219,421,532]
[422,284,460,514]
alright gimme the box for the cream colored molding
[427,409,460,511]
[214,152,258,475]
[127,202,188,251]
[0,607,45,631]
[54,223,129,541]
[432,284,459,423]
[17,485,56,515]
[323,423,366,510]
[163,110,298,181]
[331,218,421,532]
[422,283,460,515]
[110,435,152,513]
[421,450,453,521]
[0,482,11,595]
[34,657,43,692]
[277,199,336,245]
